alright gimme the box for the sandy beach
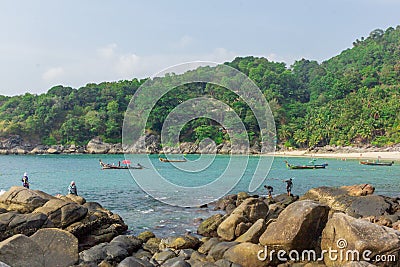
[270,150,400,161]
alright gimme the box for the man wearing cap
[21,172,29,189]
[68,181,78,195]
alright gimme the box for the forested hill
[0,26,399,148]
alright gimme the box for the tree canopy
[1,26,400,148]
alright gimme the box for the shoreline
[1,150,400,161]
[270,150,400,161]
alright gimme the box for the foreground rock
[322,212,400,266]
[217,197,269,241]
[0,187,127,250]
[0,234,45,267]
[301,184,399,219]
[259,200,329,250]
[0,228,79,267]
[31,228,79,267]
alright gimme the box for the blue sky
[1,0,399,96]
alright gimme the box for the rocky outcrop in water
[1,185,400,266]
[0,186,127,252]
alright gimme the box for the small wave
[0,190,5,196]
[140,209,154,214]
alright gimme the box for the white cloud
[97,43,117,59]
[42,67,65,83]
[115,53,141,76]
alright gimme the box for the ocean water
[0,154,399,237]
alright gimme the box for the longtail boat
[159,157,187,163]
[99,160,144,170]
[359,161,394,166]
[284,160,328,170]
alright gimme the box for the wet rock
[152,248,177,264]
[197,214,225,237]
[162,256,191,267]
[259,200,329,250]
[137,231,156,243]
[178,248,195,260]
[236,192,250,206]
[236,218,267,243]
[207,242,238,262]
[79,243,108,263]
[198,237,220,254]
[213,195,237,212]
[223,242,272,267]
[30,228,79,267]
[110,235,142,254]
[132,249,153,261]
[117,256,154,267]
[321,212,400,266]
[190,250,208,262]
[0,234,44,267]
[143,237,161,254]
[159,234,201,250]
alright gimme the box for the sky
[1,0,400,96]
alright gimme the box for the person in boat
[68,181,78,195]
[283,178,293,196]
[21,172,29,189]
[264,185,273,198]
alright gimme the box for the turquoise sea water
[0,154,399,237]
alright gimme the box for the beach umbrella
[122,160,131,165]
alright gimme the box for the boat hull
[360,161,393,166]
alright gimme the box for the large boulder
[0,212,50,241]
[0,234,45,267]
[232,197,269,223]
[321,212,400,266]
[347,195,391,218]
[223,242,272,267]
[302,185,392,219]
[117,256,154,267]
[159,234,201,250]
[259,200,329,250]
[217,198,269,241]
[341,184,375,196]
[87,137,111,154]
[235,218,268,243]
[217,213,246,241]
[33,198,88,228]
[0,187,54,213]
[197,214,225,237]
[30,228,79,267]
[207,241,238,262]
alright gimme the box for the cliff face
[0,135,263,155]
